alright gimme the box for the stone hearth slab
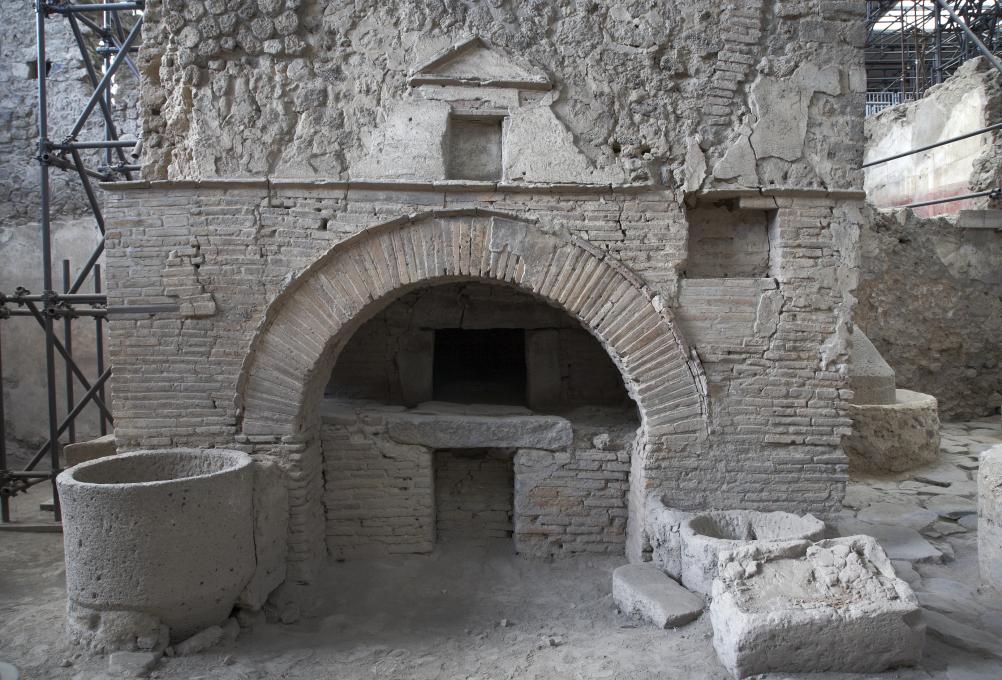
[384,405,573,451]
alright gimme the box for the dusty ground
[2,420,1002,679]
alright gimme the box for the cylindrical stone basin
[680,509,826,594]
[57,449,254,649]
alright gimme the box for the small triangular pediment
[409,36,551,91]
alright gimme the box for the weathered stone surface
[836,519,943,564]
[62,433,118,467]
[857,206,1002,420]
[57,450,255,649]
[64,605,169,657]
[856,502,937,531]
[386,409,572,451]
[237,459,289,611]
[844,389,941,473]
[173,625,223,656]
[923,609,1002,659]
[645,498,826,595]
[680,510,827,595]
[645,496,686,578]
[710,536,925,678]
[979,444,1002,589]
[849,328,896,405]
[748,63,841,163]
[611,563,703,629]
[136,4,863,191]
[108,651,159,676]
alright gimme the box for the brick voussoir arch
[237,209,708,437]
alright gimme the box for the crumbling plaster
[865,57,1002,216]
[139,0,865,193]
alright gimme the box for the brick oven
[102,3,864,590]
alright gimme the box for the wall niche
[684,201,776,279]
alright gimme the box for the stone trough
[646,496,826,594]
[57,449,255,652]
[710,535,925,678]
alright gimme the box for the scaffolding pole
[0,1,158,528]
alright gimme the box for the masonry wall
[321,411,435,559]
[435,449,514,543]
[104,184,860,568]
[104,184,685,450]
[137,1,865,195]
[101,0,865,575]
[318,400,635,558]
[328,281,629,409]
[856,207,1002,419]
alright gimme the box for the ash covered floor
[3,421,1002,679]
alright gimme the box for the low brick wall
[514,447,630,557]
[320,401,634,559]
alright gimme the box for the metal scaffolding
[0,1,172,528]
[866,0,1002,115]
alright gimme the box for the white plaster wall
[864,59,1002,216]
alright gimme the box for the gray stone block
[386,406,571,450]
[679,510,826,595]
[238,459,289,610]
[612,563,703,628]
[525,329,561,412]
[396,329,434,407]
[108,651,159,676]
[645,496,826,595]
[710,536,925,678]
[836,518,943,564]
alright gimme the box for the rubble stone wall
[856,207,1002,419]
[137,1,865,195]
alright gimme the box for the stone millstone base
[844,389,940,473]
[980,444,1002,589]
[710,536,925,678]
